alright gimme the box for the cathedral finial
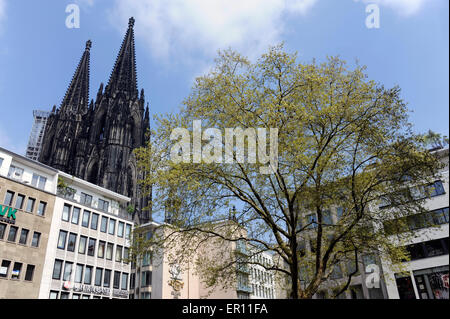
[129,17,135,28]
[85,40,92,51]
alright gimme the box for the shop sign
[0,205,17,224]
[112,289,129,299]
[72,283,111,297]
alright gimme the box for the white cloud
[0,0,6,32]
[355,0,426,16]
[108,0,317,63]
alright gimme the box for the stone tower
[39,18,151,224]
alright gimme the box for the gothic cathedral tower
[39,18,151,224]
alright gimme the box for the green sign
[0,205,17,224]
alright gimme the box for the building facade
[0,147,58,298]
[248,249,276,299]
[38,172,134,299]
[381,148,449,299]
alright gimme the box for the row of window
[57,230,129,263]
[0,223,41,247]
[252,284,274,299]
[49,291,105,299]
[61,187,110,214]
[384,207,449,235]
[7,165,47,190]
[3,190,47,216]
[404,237,449,261]
[251,268,273,285]
[61,203,131,238]
[52,259,129,290]
[0,259,35,282]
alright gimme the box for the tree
[134,44,443,299]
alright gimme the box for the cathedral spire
[105,17,138,99]
[60,40,91,115]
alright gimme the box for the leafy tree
[134,44,442,299]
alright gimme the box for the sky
[0,0,448,155]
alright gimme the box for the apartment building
[38,172,134,299]
[0,147,58,298]
[381,148,449,299]
[248,248,276,299]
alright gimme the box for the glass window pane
[100,216,108,233]
[52,260,63,279]
[4,191,14,206]
[31,232,41,247]
[98,241,105,258]
[71,207,80,224]
[106,243,114,260]
[25,265,35,281]
[63,262,73,281]
[118,222,124,238]
[57,230,67,249]
[78,236,87,254]
[26,198,35,213]
[88,238,96,256]
[15,195,25,210]
[67,233,77,252]
[0,223,6,240]
[116,246,122,262]
[121,273,128,290]
[8,226,18,242]
[62,204,71,221]
[103,270,111,287]
[95,268,103,286]
[75,264,83,283]
[19,229,29,245]
[91,213,99,230]
[84,266,92,284]
[108,219,116,235]
[82,210,90,227]
[37,202,46,216]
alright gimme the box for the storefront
[396,265,449,299]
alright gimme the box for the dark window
[4,191,14,206]
[24,265,35,281]
[19,228,29,245]
[0,223,7,240]
[75,264,83,283]
[52,260,63,279]
[31,174,47,190]
[108,219,116,235]
[82,210,90,228]
[116,245,123,262]
[88,238,96,256]
[98,199,109,212]
[95,268,103,286]
[121,273,129,290]
[57,230,67,249]
[31,232,41,247]
[26,198,35,213]
[15,194,25,210]
[125,224,132,239]
[106,243,114,260]
[98,241,105,258]
[113,271,121,289]
[118,222,124,238]
[71,207,80,224]
[84,266,92,284]
[405,237,449,261]
[62,204,71,222]
[306,214,317,229]
[37,201,46,216]
[67,233,77,252]
[91,213,99,230]
[103,269,111,287]
[80,193,92,206]
[7,226,18,242]
[100,216,108,233]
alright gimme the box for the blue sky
[0,0,448,155]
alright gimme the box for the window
[63,262,73,281]
[125,224,132,239]
[0,223,6,240]
[78,236,87,254]
[4,191,14,206]
[98,241,105,258]
[49,291,58,299]
[95,268,103,286]
[67,233,77,252]
[306,214,318,229]
[37,201,46,216]
[103,269,111,288]
[116,245,123,262]
[108,219,116,235]
[75,264,83,283]
[123,247,129,264]
[7,226,18,242]
[88,238,96,256]
[62,204,71,222]
[31,232,41,247]
[15,194,25,210]
[118,222,124,238]
[106,243,114,260]
[52,259,63,279]
[24,265,35,281]
[114,271,121,289]
[0,260,11,278]
[31,173,47,190]
[57,230,67,249]
[141,271,152,287]
[80,193,92,206]
[71,207,80,224]
[82,210,90,228]
[130,273,135,289]
[323,210,333,225]
[98,199,109,212]
[91,213,99,230]
[60,292,70,299]
[8,166,24,180]
[84,266,93,284]
[26,198,35,213]
[19,228,29,245]
[0,157,3,167]
[100,216,108,233]
[121,273,129,290]
[72,294,80,299]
